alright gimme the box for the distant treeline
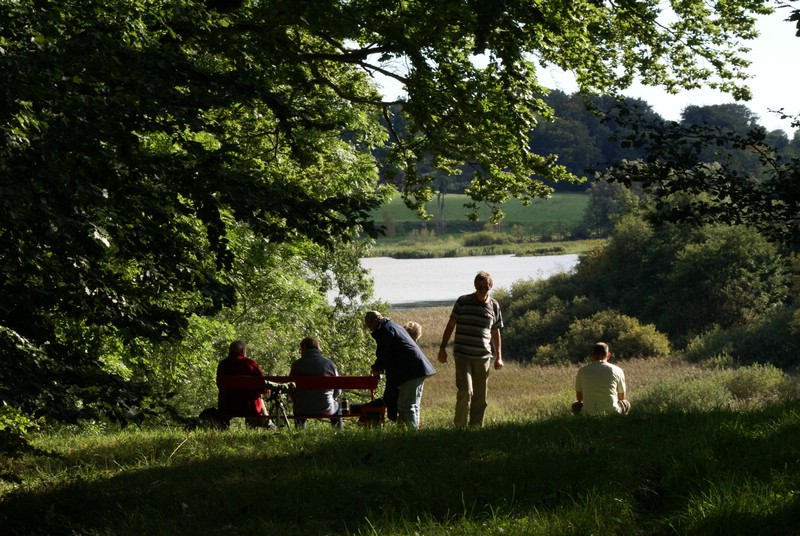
[378,90,800,194]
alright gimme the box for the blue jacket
[370,318,436,386]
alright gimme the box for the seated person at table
[216,339,270,428]
[289,337,343,429]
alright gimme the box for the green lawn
[3,353,800,535]
[368,192,595,258]
[373,192,589,239]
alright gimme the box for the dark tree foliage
[499,214,791,363]
[600,4,800,250]
[1,0,385,422]
[602,114,800,249]
[530,91,669,191]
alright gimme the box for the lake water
[361,254,579,307]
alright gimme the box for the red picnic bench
[217,374,384,426]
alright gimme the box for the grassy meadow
[3,305,800,535]
[369,193,593,258]
[373,192,589,233]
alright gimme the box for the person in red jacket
[216,340,269,427]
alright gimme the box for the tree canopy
[601,107,800,248]
[0,0,776,423]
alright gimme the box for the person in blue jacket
[365,311,436,429]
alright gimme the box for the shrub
[682,325,733,364]
[614,323,672,360]
[501,216,792,364]
[400,228,437,245]
[498,276,605,362]
[534,310,671,364]
[503,295,606,362]
[0,404,40,457]
[525,245,567,255]
[682,305,800,369]
[572,217,790,345]
[719,364,787,406]
[653,224,787,340]
[462,231,511,247]
[634,364,796,414]
[531,343,561,366]
[636,377,732,413]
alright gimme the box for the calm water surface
[361,254,579,307]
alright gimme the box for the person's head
[474,271,493,299]
[364,311,383,332]
[300,336,320,352]
[228,339,247,358]
[591,342,610,361]
[404,321,422,342]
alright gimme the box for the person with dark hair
[216,339,269,427]
[573,342,631,416]
[365,311,436,429]
[289,336,343,429]
[438,271,504,428]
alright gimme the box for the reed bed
[385,307,758,427]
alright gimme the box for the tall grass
[3,306,800,535]
[384,308,788,425]
[367,236,602,259]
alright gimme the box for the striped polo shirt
[451,293,503,360]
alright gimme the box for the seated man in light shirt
[289,337,343,429]
[573,342,631,416]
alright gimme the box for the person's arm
[491,327,503,370]
[370,354,385,375]
[370,332,387,374]
[572,390,584,415]
[332,365,341,400]
[616,370,626,402]
[253,359,266,378]
[438,318,457,363]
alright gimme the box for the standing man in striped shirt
[438,271,504,427]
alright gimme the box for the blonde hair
[404,321,422,342]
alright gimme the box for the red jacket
[216,354,266,417]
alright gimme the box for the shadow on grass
[2,402,800,535]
